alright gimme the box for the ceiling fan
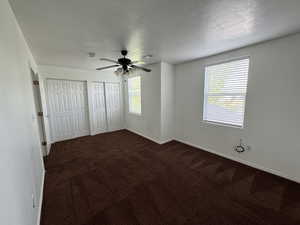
[96,50,152,75]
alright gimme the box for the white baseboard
[37,169,45,225]
[160,138,174,144]
[46,143,51,155]
[175,138,300,184]
[126,128,164,144]
[91,129,108,136]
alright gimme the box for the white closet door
[105,82,123,131]
[46,79,89,142]
[91,82,107,134]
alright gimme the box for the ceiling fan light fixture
[114,68,123,75]
[114,67,136,76]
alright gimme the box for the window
[203,58,250,128]
[128,76,142,115]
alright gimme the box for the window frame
[127,76,142,116]
[202,56,250,129]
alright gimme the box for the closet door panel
[91,82,107,134]
[105,83,123,131]
[46,79,89,142]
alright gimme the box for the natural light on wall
[128,76,142,115]
[203,58,250,128]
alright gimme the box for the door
[46,79,90,142]
[105,82,123,131]
[91,82,107,134]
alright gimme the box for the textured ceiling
[9,0,300,70]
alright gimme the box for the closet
[90,82,123,134]
[46,79,90,142]
[46,79,123,143]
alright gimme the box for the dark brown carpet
[42,130,300,225]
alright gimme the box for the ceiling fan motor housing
[118,57,131,66]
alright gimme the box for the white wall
[125,63,162,143]
[38,65,124,150]
[174,33,300,183]
[161,62,175,143]
[0,0,45,224]
[124,62,175,144]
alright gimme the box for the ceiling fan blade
[96,65,119,71]
[100,58,119,64]
[131,65,151,72]
[131,60,145,65]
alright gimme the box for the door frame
[30,69,48,156]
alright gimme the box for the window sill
[203,120,244,129]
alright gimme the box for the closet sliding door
[91,82,107,134]
[46,79,90,142]
[46,79,123,142]
[105,82,123,132]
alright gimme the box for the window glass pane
[203,58,249,127]
[128,76,141,114]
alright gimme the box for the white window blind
[128,76,142,115]
[203,58,250,127]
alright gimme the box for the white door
[46,79,90,142]
[91,82,107,134]
[105,82,123,131]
